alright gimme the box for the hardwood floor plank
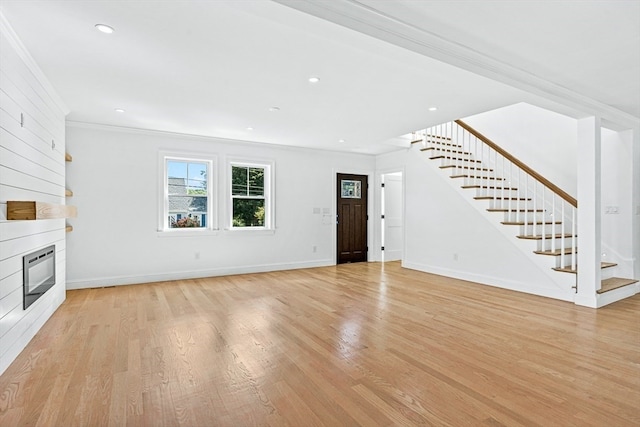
[0,262,638,426]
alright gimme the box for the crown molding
[0,11,69,115]
[65,120,381,156]
[273,0,639,129]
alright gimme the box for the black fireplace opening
[23,245,56,310]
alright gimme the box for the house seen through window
[166,159,209,229]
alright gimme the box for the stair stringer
[403,144,576,301]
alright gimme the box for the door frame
[333,169,374,265]
[373,167,405,263]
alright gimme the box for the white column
[575,116,601,307]
[633,126,640,280]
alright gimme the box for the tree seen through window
[232,165,265,227]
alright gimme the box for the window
[230,162,272,229]
[162,157,213,231]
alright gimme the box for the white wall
[463,102,578,198]
[0,16,68,375]
[601,128,635,277]
[65,124,375,288]
[377,147,575,301]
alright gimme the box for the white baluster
[524,174,528,231]
[572,207,577,270]
[551,193,556,253]
[532,180,537,237]
[560,200,565,269]
[509,166,529,222]
[541,186,546,249]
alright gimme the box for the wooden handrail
[455,119,577,208]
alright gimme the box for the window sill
[224,228,276,236]
[157,229,220,238]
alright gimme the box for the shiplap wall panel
[0,41,65,131]
[0,250,65,339]
[0,19,68,375]
[0,69,64,138]
[0,228,65,261]
[0,238,65,325]
[0,128,65,176]
[0,110,62,165]
[0,99,64,160]
[0,88,64,148]
[0,165,64,197]
[0,280,65,360]
[0,185,62,206]
[1,147,64,186]
[0,218,62,241]
[0,272,21,312]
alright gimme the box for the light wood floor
[1,262,638,426]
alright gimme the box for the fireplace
[23,245,56,309]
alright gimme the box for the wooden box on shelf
[7,201,77,220]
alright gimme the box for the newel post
[575,116,601,307]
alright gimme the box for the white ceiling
[1,0,638,154]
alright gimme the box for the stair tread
[474,196,531,201]
[517,233,574,240]
[442,165,493,171]
[425,134,452,141]
[430,156,481,162]
[553,262,617,274]
[502,221,562,225]
[427,142,463,148]
[451,175,504,180]
[597,277,639,294]
[488,208,544,212]
[421,147,471,155]
[410,139,423,144]
[534,248,576,256]
[462,185,518,190]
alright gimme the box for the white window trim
[158,151,218,236]
[227,158,275,232]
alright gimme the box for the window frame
[158,152,217,235]
[227,159,274,231]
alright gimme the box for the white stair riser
[441,165,491,174]
[424,138,458,146]
[551,254,578,268]
[533,237,576,252]
[600,267,616,280]
[460,176,507,187]
[430,150,474,160]
[485,199,534,210]
[473,188,518,197]
[518,223,564,235]
[501,211,551,223]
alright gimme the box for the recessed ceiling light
[95,24,114,34]
[428,107,438,111]
[338,139,346,143]
[115,108,125,113]
[269,106,280,112]
[246,127,254,131]
[308,76,320,83]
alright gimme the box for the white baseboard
[402,260,575,302]
[65,259,334,289]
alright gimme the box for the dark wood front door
[337,173,368,264]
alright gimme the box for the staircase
[411,120,638,301]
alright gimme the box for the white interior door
[382,173,403,261]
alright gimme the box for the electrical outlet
[195,251,200,260]
[312,245,317,253]
[453,253,458,261]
